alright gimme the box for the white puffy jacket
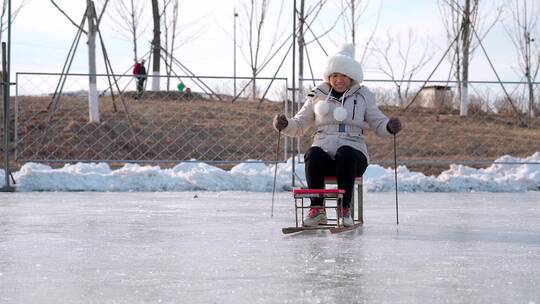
[281,82,392,162]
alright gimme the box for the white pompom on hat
[323,43,363,83]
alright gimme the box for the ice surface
[1,191,539,303]
[2,152,540,192]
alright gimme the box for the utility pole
[460,0,471,117]
[87,0,99,123]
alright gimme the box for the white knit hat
[323,43,363,83]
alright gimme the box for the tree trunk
[454,40,462,111]
[234,8,238,97]
[351,0,356,44]
[297,0,305,103]
[460,0,470,116]
[524,4,535,118]
[527,71,534,118]
[87,0,99,123]
[252,68,257,101]
[151,0,161,91]
[130,0,138,61]
[162,2,170,91]
[167,0,179,91]
[0,1,5,44]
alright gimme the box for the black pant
[137,77,146,97]
[304,146,368,208]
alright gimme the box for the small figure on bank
[133,58,147,99]
[272,43,402,227]
[177,82,186,92]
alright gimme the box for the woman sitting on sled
[272,43,402,227]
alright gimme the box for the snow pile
[10,160,291,192]
[365,153,540,192]
[1,153,539,192]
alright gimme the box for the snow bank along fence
[2,73,539,176]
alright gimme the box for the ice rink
[1,191,539,303]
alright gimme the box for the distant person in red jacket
[133,59,147,99]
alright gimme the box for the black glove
[387,117,402,134]
[273,114,288,131]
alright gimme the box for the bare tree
[373,29,434,107]
[502,0,540,118]
[161,0,205,91]
[238,0,287,101]
[296,0,360,100]
[438,0,502,116]
[162,0,178,91]
[295,0,326,103]
[101,0,147,62]
[49,0,106,123]
[333,0,382,65]
[0,0,29,43]
[337,0,369,45]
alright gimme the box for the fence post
[1,42,14,192]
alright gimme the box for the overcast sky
[9,0,535,84]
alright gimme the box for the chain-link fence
[13,73,288,165]
[3,73,539,177]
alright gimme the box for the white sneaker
[341,208,353,227]
[303,208,328,227]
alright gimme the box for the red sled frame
[282,188,362,234]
